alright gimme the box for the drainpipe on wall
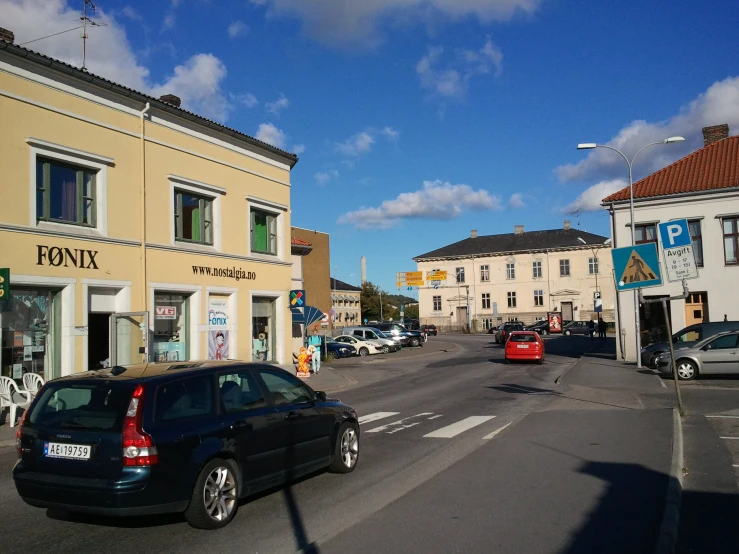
[609,205,625,359]
[140,102,151,311]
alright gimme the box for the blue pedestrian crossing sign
[611,243,663,291]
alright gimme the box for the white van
[342,326,400,353]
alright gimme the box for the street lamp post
[576,137,685,367]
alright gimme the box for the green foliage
[360,281,393,321]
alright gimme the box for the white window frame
[507,291,516,308]
[247,196,288,262]
[456,267,465,284]
[28,138,111,237]
[534,289,544,306]
[506,262,516,280]
[480,264,490,282]
[168,175,223,252]
[481,292,491,310]
[433,295,442,311]
[589,257,599,275]
[560,259,570,277]
[532,260,542,279]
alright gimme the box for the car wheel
[537,358,544,365]
[358,347,369,356]
[676,359,698,381]
[504,357,510,364]
[185,458,239,530]
[541,330,548,336]
[382,345,389,353]
[410,337,420,347]
[329,422,359,473]
[564,330,571,336]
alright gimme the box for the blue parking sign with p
[658,219,692,249]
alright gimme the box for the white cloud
[380,127,400,141]
[337,179,502,229]
[292,144,305,155]
[266,94,290,115]
[556,76,739,183]
[509,193,525,208]
[163,12,176,30]
[228,20,248,39]
[417,37,504,97]
[232,92,259,108]
[315,169,339,186]
[336,131,375,156]
[250,0,540,48]
[255,123,287,149]
[561,179,627,213]
[2,0,234,122]
[120,6,142,20]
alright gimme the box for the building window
[481,293,491,310]
[456,267,465,283]
[433,296,442,311]
[688,219,703,267]
[480,265,490,282]
[723,217,739,265]
[506,262,516,280]
[534,290,544,306]
[36,157,97,227]
[251,208,277,255]
[635,223,658,245]
[560,259,570,277]
[532,261,542,279]
[174,190,213,245]
[589,257,599,275]
[153,294,189,361]
[507,292,516,308]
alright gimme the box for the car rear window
[509,334,537,342]
[29,382,135,432]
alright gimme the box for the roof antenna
[81,0,107,71]
[575,208,581,227]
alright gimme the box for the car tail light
[16,409,27,458]
[122,384,158,467]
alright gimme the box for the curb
[653,408,684,554]
[554,341,609,385]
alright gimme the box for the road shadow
[486,384,638,410]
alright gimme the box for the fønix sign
[36,245,99,269]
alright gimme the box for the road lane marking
[367,413,433,433]
[423,416,497,438]
[483,422,512,440]
[720,437,739,440]
[358,412,400,425]
[659,378,666,388]
[428,415,443,420]
[707,415,739,419]
[387,422,421,434]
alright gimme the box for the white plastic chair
[0,376,33,428]
[22,373,45,398]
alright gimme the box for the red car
[504,331,544,364]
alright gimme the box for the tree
[360,281,392,322]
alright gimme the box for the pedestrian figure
[588,319,595,339]
[307,329,322,373]
[629,255,649,282]
[598,317,607,339]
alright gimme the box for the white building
[602,124,739,362]
[413,222,613,330]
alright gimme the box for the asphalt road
[0,335,669,554]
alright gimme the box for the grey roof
[414,229,610,260]
[0,41,298,167]
[331,278,361,292]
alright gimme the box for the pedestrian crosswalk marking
[482,422,511,440]
[367,413,433,433]
[387,422,421,434]
[428,415,443,420]
[423,416,497,438]
[619,249,658,284]
[358,412,401,425]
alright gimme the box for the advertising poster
[548,312,563,334]
[154,342,185,362]
[208,297,230,360]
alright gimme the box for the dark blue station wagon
[13,361,360,529]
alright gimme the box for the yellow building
[0,37,298,381]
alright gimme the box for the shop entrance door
[110,312,149,366]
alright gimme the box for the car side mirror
[315,391,327,402]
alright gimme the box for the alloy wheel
[203,466,237,522]
[340,427,359,468]
[676,361,696,380]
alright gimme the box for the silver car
[655,331,739,380]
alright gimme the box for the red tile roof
[291,237,312,246]
[602,135,739,203]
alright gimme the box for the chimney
[564,220,571,230]
[514,225,524,235]
[159,94,181,108]
[702,124,729,146]
[470,229,478,239]
[0,27,14,44]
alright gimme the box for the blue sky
[4,0,739,297]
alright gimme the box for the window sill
[36,221,105,238]
[173,241,220,255]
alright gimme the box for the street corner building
[0,32,300,381]
[602,124,739,363]
[413,222,614,331]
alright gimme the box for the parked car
[562,321,591,336]
[494,322,525,344]
[404,319,420,330]
[487,325,500,334]
[333,335,385,356]
[375,323,425,347]
[641,320,739,368]
[324,338,357,360]
[420,324,438,336]
[13,361,360,529]
[655,330,739,380]
[343,327,400,353]
[504,331,545,364]
[525,320,550,335]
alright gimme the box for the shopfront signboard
[155,306,177,320]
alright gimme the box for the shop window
[36,157,97,227]
[253,297,276,362]
[251,209,277,255]
[174,190,213,245]
[153,294,189,362]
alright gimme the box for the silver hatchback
[656,331,739,380]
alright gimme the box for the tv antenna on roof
[81,0,107,71]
